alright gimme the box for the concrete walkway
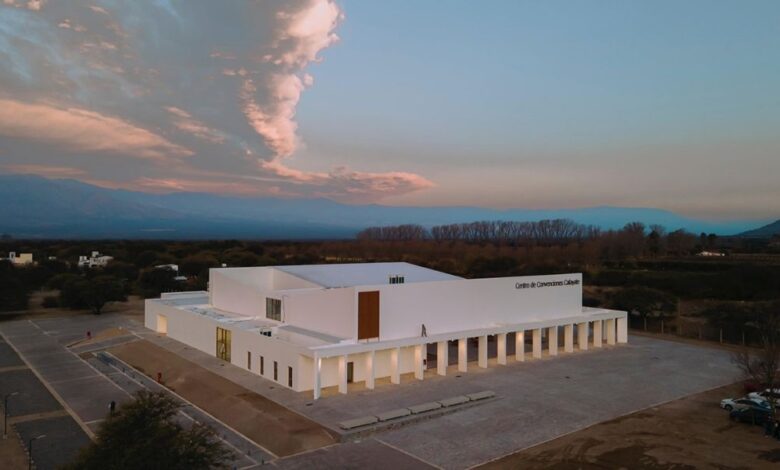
[0,318,266,469]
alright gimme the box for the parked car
[748,389,780,404]
[729,406,772,425]
[720,397,770,411]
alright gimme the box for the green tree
[0,261,29,311]
[138,268,180,298]
[60,275,126,314]
[65,391,232,470]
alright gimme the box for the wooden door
[216,327,231,362]
[358,291,380,340]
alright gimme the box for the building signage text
[515,278,580,290]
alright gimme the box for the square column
[564,324,574,353]
[515,331,525,361]
[414,344,425,380]
[458,338,468,372]
[593,320,603,348]
[532,329,542,359]
[313,355,321,400]
[365,350,375,390]
[478,335,488,368]
[606,318,616,345]
[548,327,558,356]
[577,322,589,351]
[338,355,348,394]
[617,317,628,343]
[390,347,401,384]
[497,333,507,365]
[437,341,448,376]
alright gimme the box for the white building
[4,252,33,266]
[155,264,188,282]
[145,262,627,399]
[697,251,726,257]
[78,251,114,268]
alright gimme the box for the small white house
[5,252,33,266]
[145,262,627,399]
[78,251,114,268]
[697,251,725,257]
[155,263,188,282]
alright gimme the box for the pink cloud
[0,99,193,161]
[165,106,226,144]
[242,0,342,159]
[88,5,108,15]
[260,160,434,201]
[1,164,86,178]
[130,177,282,197]
[241,76,305,158]
[272,0,342,67]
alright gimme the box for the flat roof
[274,262,462,288]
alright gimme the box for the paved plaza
[1,312,740,469]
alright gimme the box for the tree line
[358,219,600,244]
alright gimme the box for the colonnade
[313,316,628,399]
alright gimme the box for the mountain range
[0,174,773,239]
[738,220,780,238]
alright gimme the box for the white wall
[146,301,219,355]
[282,287,356,339]
[360,273,583,342]
[146,299,308,391]
[210,269,271,317]
[272,269,320,290]
[230,327,304,391]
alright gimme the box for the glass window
[273,361,278,381]
[260,356,264,375]
[266,298,282,321]
[247,351,251,370]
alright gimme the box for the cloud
[260,160,434,200]
[1,0,43,10]
[241,0,341,159]
[1,163,86,178]
[0,0,434,203]
[0,99,193,160]
[165,106,226,144]
[88,5,108,15]
[241,76,305,158]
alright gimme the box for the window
[266,298,282,321]
[273,361,278,381]
[247,351,251,370]
[260,356,264,375]
[288,366,293,387]
[215,327,231,361]
[389,275,405,284]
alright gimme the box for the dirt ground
[1,291,145,321]
[0,430,29,470]
[478,382,780,470]
[109,340,337,458]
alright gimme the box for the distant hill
[738,219,780,238]
[0,173,770,239]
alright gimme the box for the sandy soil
[0,429,29,470]
[109,340,337,458]
[1,291,145,321]
[478,383,780,470]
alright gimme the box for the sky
[0,0,778,219]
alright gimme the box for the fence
[628,315,764,348]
